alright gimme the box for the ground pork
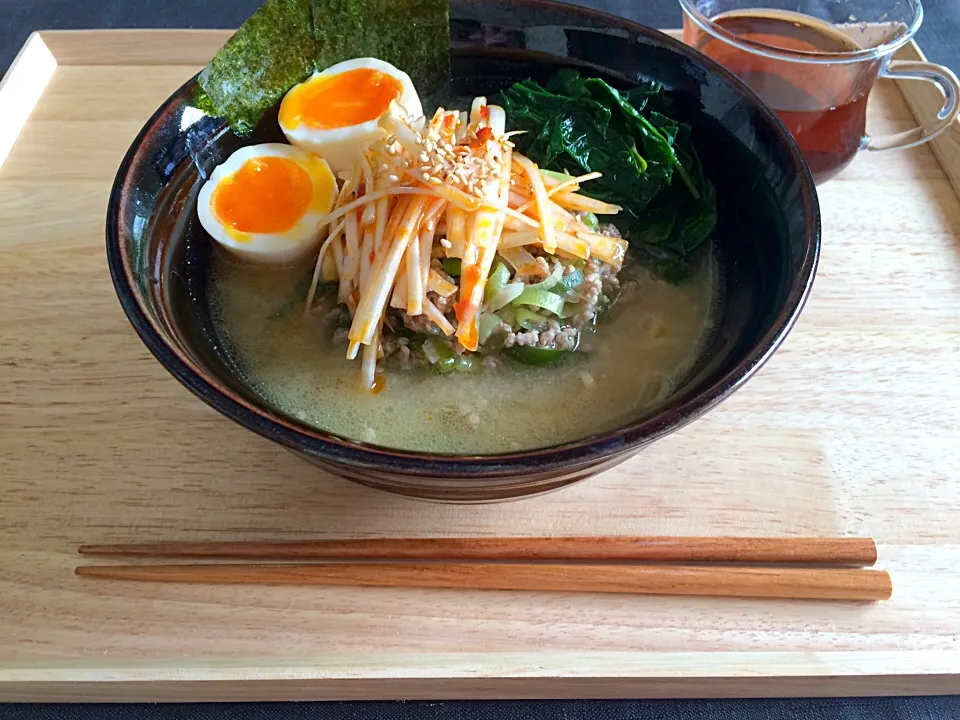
[379,333,409,356]
[537,320,579,351]
[599,222,622,238]
[401,311,437,335]
[380,331,425,369]
[314,298,349,326]
[502,318,579,351]
[566,259,603,329]
[402,291,455,334]
[430,290,456,315]
[599,261,621,295]
[564,258,623,328]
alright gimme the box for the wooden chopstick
[77,536,878,566]
[74,562,892,601]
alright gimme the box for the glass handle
[866,60,960,152]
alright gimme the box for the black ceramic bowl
[106,0,820,502]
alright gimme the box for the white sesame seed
[429,177,442,185]
[440,238,452,249]
[387,174,399,183]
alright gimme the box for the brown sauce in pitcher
[686,11,883,182]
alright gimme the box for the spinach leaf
[500,69,717,283]
[502,78,665,216]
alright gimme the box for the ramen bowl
[106,0,820,502]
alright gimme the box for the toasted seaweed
[197,0,316,134]
[195,0,449,134]
[311,0,449,96]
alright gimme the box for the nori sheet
[195,0,449,134]
[311,0,449,97]
[197,0,316,134]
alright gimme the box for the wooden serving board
[1,30,959,702]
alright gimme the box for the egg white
[279,57,422,174]
[197,143,337,264]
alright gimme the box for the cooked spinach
[500,69,717,282]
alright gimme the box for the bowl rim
[105,0,821,479]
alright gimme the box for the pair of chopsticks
[75,536,891,601]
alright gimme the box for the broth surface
[208,254,716,454]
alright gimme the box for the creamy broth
[208,253,716,454]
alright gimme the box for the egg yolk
[211,157,312,234]
[280,68,403,130]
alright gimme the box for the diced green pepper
[505,346,570,366]
[435,356,456,373]
[552,268,584,299]
[455,354,475,372]
[422,337,456,374]
[442,257,461,277]
[580,212,599,230]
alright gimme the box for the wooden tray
[2,30,959,702]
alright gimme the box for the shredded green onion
[484,262,510,301]
[540,169,573,183]
[579,212,599,230]
[526,263,564,292]
[497,305,518,329]
[487,281,525,311]
[516,308,548,331]
[478,311,503,345]
[512,286,565,317]
[553,268,584,299]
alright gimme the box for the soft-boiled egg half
[197,143,337,264]
[279,57,422,173]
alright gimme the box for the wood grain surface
[1,30,959,701]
